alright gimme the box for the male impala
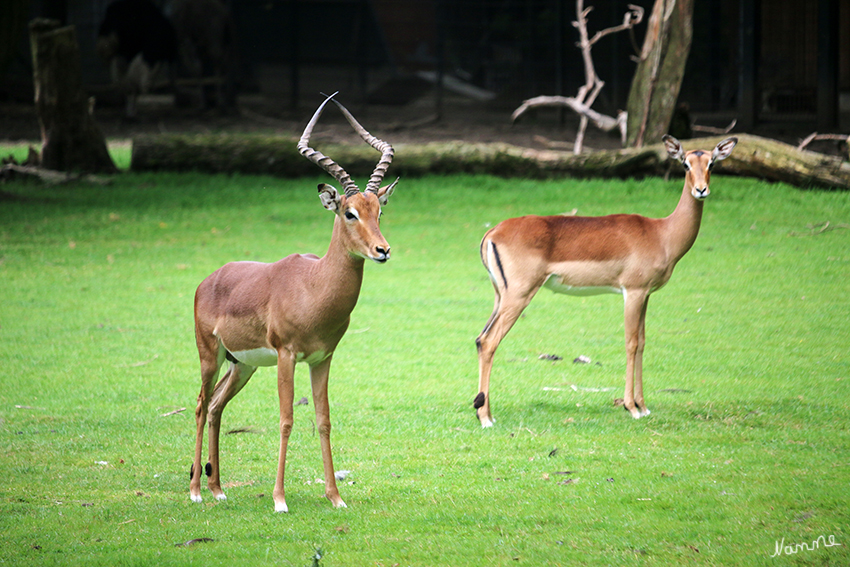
[189,93,398,512]
[474,135,737,426]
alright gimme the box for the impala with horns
[474,135,737,426]
[190,92,399,512]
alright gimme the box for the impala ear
[376,177,399,206]
[662,134,685,163]
[712,137,738,162]
[318,183,341,212]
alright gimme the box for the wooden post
[29,18,116,173]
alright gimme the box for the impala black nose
[374,246,390,262]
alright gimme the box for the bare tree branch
[587,4,644,46]
[797,132,850,151]
[513,1,640,154]
[692,119,737,135]
[512,95,627,145]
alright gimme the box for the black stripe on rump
[491,242,508,290]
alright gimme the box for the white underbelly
[224,347,330,367]
[543,274,623,297]
[229,347,279,367]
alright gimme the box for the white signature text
[770,535,841,558]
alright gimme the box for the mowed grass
[0,159,848,566]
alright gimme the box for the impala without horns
[189,92,399,512]
[474,135,738,426]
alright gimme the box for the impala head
[299,92,399,263]
[317,180,396,262]
[663,135,737,201]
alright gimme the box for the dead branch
[512,1,640,154]
[798,132,850,151]
[512,95,627,144]
[692,119,737,135]
[161,407,187,417]
[587,4,644,46]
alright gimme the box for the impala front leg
[623,290,649,419]
[633,297,650,417]
[310,356,346,508]
[273,352,296,513]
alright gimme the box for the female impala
[189,93,399,512]
[474,135,737,426]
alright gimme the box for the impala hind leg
[310,356,346,508]
[206,360,257,500]
[623,290,650,418]
[475,290,537,427]
[191,344,223,503]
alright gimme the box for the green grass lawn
[1,159,848,566]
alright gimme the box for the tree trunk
[626,0,694,148]
[29,19,116,173]
[130,133,850,189]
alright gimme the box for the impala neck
[318,216,366,305]
[662,183,704,263]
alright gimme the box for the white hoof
[333,500,348,509]
[274,501,289,513]
[480,418,494,428]
[215,493,227,501]
[190,494,202,503]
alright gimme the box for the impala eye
[683,160,691,171]
[344,210,358,221]
[708,160,715,170]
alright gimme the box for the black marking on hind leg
[190,464,194,480]
[491,243,508,290]
[225,351,239,363]
[473,392,485,409]
[205,462,212,477]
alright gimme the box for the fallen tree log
[130,133,850,189]
[0,163,112,185]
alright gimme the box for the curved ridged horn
[297,92,359,196]
[329,99,394,195]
